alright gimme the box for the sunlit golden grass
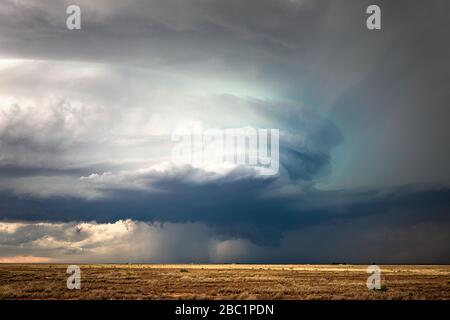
[0,264,448,300]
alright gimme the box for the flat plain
[0,264,448,300]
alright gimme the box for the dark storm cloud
[327,1,450,187]
[1,0,450,262]
[1,182,450,263]
[1,181,449,247]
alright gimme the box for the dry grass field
[0,264,449,300]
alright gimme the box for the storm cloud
[0,0,449,263]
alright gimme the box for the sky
[0,0,449,263]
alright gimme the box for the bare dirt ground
[0,264,448,300]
